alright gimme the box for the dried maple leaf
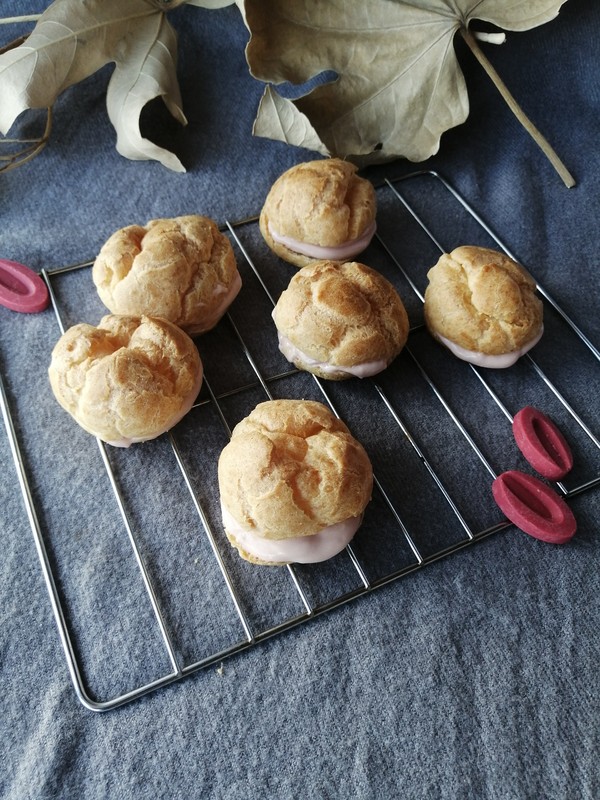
[0,0,232,171]
[239,0,574,186]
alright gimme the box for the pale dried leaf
[106,12,186,171]
[252,86,329,157]
[240,0,568,165]
[0,0,186,170]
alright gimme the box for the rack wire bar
[168,428,256,644]
[371,375,476,541]
[2,171,598,711]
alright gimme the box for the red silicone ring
[0,258,49,313]
[512,406,573,480]
[492,470,576,544]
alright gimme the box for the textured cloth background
[1,2,599,799]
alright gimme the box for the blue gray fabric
[1,2,599,798]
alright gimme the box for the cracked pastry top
[259,158,377,268]
[423,246,543,368]
[272,259,409,380]
[217,399,373,565]
[92,215,241,335]
[48,314,203,447]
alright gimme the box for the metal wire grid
[2,171,599,712]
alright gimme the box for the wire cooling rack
[1,171,599,711]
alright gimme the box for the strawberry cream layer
[277,331,387,378]
[221,504,362,564]
[195,272,242,332]
[437,327,544,368]
[268,221,376,261]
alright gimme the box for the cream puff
[259,158,377,268]
[217,399,373,565]
[423,246,543,368]
[272,260,409,380]
[92,215,241,335]
[48,314,203,447]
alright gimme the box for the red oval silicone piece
[492,470,576,544]
[512,405,573,480]
[0,257,49,313]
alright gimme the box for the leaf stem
[0,107,52,174]
[460,27,575,188]
[0,15,41,25]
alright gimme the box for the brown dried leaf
[0,0,192,170]
[240,0,568,166]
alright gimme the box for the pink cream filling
[437,326,544,369]
[192,271,242,332]
[221,503,362,564]
[268,220,376,261]
[276,330,388,378]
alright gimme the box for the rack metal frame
[2,171,598,711]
